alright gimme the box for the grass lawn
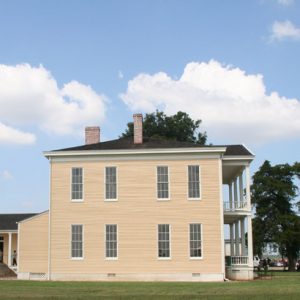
[0,273,300,300]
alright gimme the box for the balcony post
[235,220,240,256]
[241,218,246,256]
[234,178,238,209]
[229,182,233,210]
[247,215,254,268]
[239,172,244,208]
[230,223,235,256]
[245,165,251,211]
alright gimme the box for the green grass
[0,274,300,300]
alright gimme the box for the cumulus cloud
[0,64,107,144]
[270,20,300,41]
[120,60,300,145]
[118,70,124,79]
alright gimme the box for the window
[105,224,118,258]
[71,168,83,200]
[157,166,169,199]
[105,167,117,200]
[188,165,200,199]
[71,225,83,259]
[189,223,202,258]
[158,224,170,258]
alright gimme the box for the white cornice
[43,147,227,159]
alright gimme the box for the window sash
[105,167,117,199]
[189,223,202,258]
[158,224,170,258]
[71,168,83,200]
[188,165,200,198]
[157,166,169,199]
[105,224,118,258]
[71,225,83,258]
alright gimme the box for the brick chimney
[85,126,100,145]
[133,113,143,144]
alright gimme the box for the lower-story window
[189,223,202,258]
[71,224,83,259]
[105,224,118,259]
[158,224,170,258]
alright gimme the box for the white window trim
[157,224,172,260]
[156,165,170,201]
[104,224,118,260]
[70,224,84,260]
[70,167,84,202]
[187,165,202,200]
[104,166,118,202]
[189,223,203,260]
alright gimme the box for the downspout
[48,157,52,280]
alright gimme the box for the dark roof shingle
[0,214,37,231]
[53,137,253,156]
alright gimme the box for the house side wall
[18,213,49,274]
[50,158,223,280]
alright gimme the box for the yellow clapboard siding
[50,158,222,274]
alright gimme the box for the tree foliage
[122,111,207,145]
[251,160,300,271]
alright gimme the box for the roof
[0,214,37,231]
[52,137,253,157]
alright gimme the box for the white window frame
[156,166,170,201]
[157,224,171,260]
[189,223,203,260]
[104,166,118,201]
[105,224,118,260]
[70,167,84,202]
[187,165,201,200]
[70,224,84,260]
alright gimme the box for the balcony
[223,201,248,212]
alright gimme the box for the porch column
[229,182,233,210]
[234,178,238,210]
[239,172,244,208]
[230,223,235,256]
[241,218,246,256]
[247,216,254,267]
[245,165,251,210]
[8,232,12,266]
[235,220,240,256]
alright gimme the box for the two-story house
[17,114,255,281]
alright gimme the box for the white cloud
[120,60,300,145]
[1,170,13,180]
[0,64,107,144]
[270,20,300,41]
[0,122,36,144]
[277,0,294,6]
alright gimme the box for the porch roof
[0,214,37,231]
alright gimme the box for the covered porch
[222,154,254,280]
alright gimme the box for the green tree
[251,161,300,271]
[122,111,207,145]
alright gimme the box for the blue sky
[0,0,299,213]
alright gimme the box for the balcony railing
[223,201,247,211]
[231,256,249,265]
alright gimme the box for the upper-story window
[105,167,117,200]
[188,165,200,199]
[189,223,202,258]
[157,166,169,199]
[71,168,83,201]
